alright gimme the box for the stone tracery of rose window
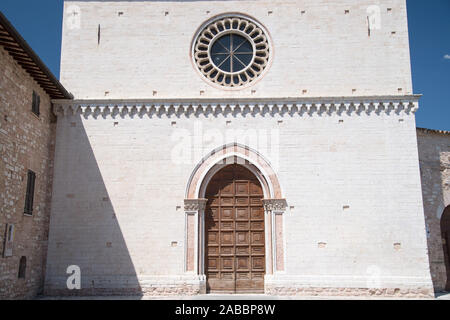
[193,15,271,88]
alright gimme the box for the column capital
[263,199,287,212]
[184,199,208,212]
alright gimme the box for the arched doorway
[442,206,450,291]
[205,164,265,293]
[184,144,288,294]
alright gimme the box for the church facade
[1,0,450,299]
[45,0,435,297]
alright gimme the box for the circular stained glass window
[210,33,254,73]
[193,15,271,88]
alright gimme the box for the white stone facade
[60,0,412,99]
[44,0,435,297]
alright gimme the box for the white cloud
[444,54,450,60]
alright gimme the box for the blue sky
[0,0,449,131]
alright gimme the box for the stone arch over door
[186,143,283,199]
[183,144,287,293]
[441,206,450,291]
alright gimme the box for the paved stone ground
[435,292,450,300]
[38,293,450,300]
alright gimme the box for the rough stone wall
[0,45,56,299]
[60,0,412,99]
[417,129,450,292]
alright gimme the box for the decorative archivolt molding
[263,199,288,212]
[52,95,420,118]
[184,199,208,212]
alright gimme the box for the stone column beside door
[263,199,288,274]
[184,199,207,293]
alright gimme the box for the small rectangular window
[24,170,36,215]
[2,224,14,257]
[32,91,40,116]
[18,256,27,279]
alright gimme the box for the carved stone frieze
[263,199,288,212]
[184,199,208,212]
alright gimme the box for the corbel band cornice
[52,95,421,118]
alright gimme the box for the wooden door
[205,164,265,293]
[442,207,450,291]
